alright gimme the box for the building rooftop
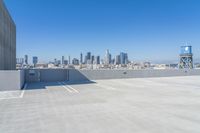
[0,76,200,133]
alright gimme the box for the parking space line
[62,82,79,93]
[58,82,79,93]
[58,82,73,93]
[19,83,27,98]
[0,84,27,100]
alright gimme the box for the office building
[16,58,24,65]
[33,56,38,67]
[91,55,95,64]
[96,56,100,64]
[68,56,71,64]
[80,53,83,64]
[105,49,110,65]
[72,58,79,65]
[25,55,28,65]
[120,52,128,65]
[0,0,16,70]
[62,56,64,65]
[115,55,120,65]
[86,52,91,60]
[63,60,68,65]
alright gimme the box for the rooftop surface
[1,76,200,133]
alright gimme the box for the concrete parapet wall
[68,69,200,82]
[0,70,24,91]
[25,69,69,83]
[24,69,200,83]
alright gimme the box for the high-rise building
[25,55,28,65]
[16,58,24,65]
[0,0,16,70]
[91,55,95,64]
[33,56,38,67]
[94,56,100,65]
[84,55,87,64]
[72,58,79,65]
[80,53,83,64]
[63,60,68,65]
[96,56,100,64]
[86,52,91,60]
[115,55,120,65]
[109,54,112,64]
[105,49,110,65]
[62,56,64,65]
[85,52,91,64]
[68,56,71,64]
[120,52,128,65]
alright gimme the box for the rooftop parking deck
[1,76,200,133]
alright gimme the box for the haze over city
[5,0,200,63]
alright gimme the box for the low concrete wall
[23,69,200,83]
[68,69,200,82]
[0,70,25,91]
[25,69,69,83]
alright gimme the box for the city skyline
[4,0,200,63]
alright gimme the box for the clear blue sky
[4,0,200,63]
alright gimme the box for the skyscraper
[62,56,64,65]
[25,55,28,65]
[120,52,128,65]
[68,56,71,65]
[72,58,79,65]
[80,53,83,64]
[33,56,38,67]
[0,0,16,70]
[86,52,91,60]
[91,55,95,64]
[96,56,100,64]
[105,49,110,65]
[86,52,91,64]
[115,55,120,65]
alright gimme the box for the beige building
[0,0,16,70]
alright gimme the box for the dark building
[80,53,83,64]
[120,52,128,65]
[33,56,38,67]
[72,58,79,65]
[91,55,95,64]
[0,0,16,70]
[86,52,91,60]
[25,55,28,65]
[62,56,64,65]
[96,56,100,64]
[115,55,120,65]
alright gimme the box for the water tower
[179,46,193,69]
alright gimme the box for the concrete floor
[1,76,200,133]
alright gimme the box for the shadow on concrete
[66,80,96,85]
[25,69,96,90]
[67,69,96,85]
[25,82,64,90]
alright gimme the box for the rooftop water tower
[179,46,193,69]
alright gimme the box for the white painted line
[19,83,27,98]
[62,82,79,93]
[95,83,116,90]
[58,82,73,93]
[0,84,27,100]
[0,96,21,100]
